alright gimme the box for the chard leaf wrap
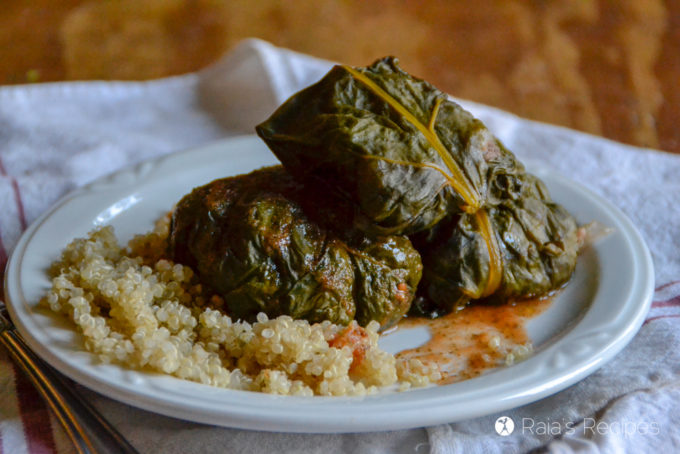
[168,166,422,329]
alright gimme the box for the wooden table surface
[2,0,678,153]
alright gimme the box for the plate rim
[4,135,655,433]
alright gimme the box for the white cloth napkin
[1,38,679,454]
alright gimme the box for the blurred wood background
[1,0,678,152]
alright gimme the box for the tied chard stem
[475,210,502,297]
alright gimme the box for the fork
[0,303,140,454]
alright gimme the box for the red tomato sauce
[396,298,552,384]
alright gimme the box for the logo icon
[495,416,515,436]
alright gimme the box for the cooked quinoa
[42,220,440,396]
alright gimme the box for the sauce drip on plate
[396,298,552,384]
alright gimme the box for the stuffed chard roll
[412,172,580,316]
[168,166,422,329]
[256,56,524,237]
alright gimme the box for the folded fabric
[0,38,679,454]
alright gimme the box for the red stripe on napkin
[0,225,8,274]
[644,314,680,325]
[651,295,680,309]
[0,157,27,230]
[10,179,27,231]
[14,364,57,454]
[655,280,680,292]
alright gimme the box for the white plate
[4,135,654,433]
